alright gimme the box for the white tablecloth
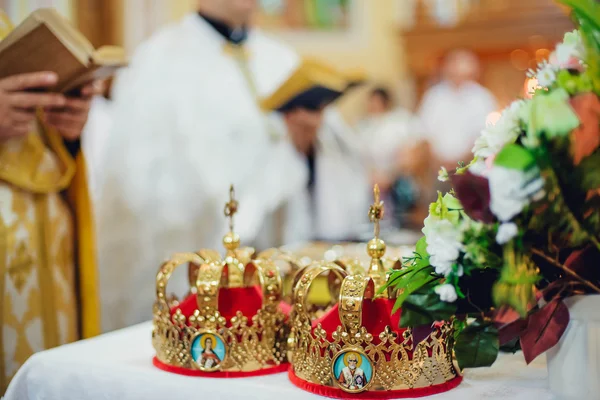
[4,322,557,400]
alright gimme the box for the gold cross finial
[368,184,384,239]
[224,185,238,232]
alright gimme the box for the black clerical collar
[199,13,248,45]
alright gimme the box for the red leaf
[520,299,570,364]
[493,307,528,346]
[451,171,494,223]
[569,93,600,165]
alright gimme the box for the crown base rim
[152,357,289,378]
[288,368,463,399]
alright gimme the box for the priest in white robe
[96,0,328,332]
[418,50,497,169]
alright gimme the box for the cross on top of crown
[224,185,238,232]
[368,185,384,239]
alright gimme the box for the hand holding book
[0,8,126,93]
[42,81,101,140]
[0,71,65,140]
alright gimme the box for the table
[4,322,557,400]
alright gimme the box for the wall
[0,0,73,23]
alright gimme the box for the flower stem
[531,248,600,294]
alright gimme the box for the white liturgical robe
[95,15,310,332]
[418,81,497,163]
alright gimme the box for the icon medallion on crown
[287,186,463,397]
[152,186,294,377]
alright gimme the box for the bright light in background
[524,77,539,99]
[486,111,502,126]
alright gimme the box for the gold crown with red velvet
[152,186,295,377]
[287,186,462,397]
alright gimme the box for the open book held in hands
[0,8,126,93]
[260,59,362,113]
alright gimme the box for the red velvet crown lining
[288,368,463,399]
[312,298,404,344]
[171,286,292,324]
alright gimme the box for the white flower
[438,167,449,182]
[536,64,557,88]
[424,219,464,276]
[555,30,586,64]
[496,222,519,244]
[435,284,458,303]
[456,265,464,277]
[489,166,545,222]
[472,100,525,159]
[468,159,488,177]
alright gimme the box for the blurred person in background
[95,0,357,332]
[310,105,371,241]
[418,49,497,171]
[356,87,429,228]
[0,13,101,392]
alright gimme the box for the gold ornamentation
[331,348,375,393]
[289,264,458,392]
[7,243,33,292]
[152,253,288,373]
[152,186,296,374]
[334,184,398,297]
[190,330,228,372]
[288,185,459,394]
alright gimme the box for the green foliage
[520,89,580,139]
[454,319,499,369]
[461,222,504,271]
[579,150,600,190]
[382,237,440,313]
[492,243,539,317]
[532,145,600,249]
[399,286,457,327]
[558,0,600,93]
[556,69,593,95]
[494,144,536,171]
[391,266,437,313]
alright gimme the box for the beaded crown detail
[287,186,461,396]
[152,186,290,376]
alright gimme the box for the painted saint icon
[190,332,227,371]
[332,350,374,393]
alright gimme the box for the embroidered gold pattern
[7,243,33,292]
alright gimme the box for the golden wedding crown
[152,186,293,377]
[287,186,462,397]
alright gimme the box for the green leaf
[521,89,580,139]
[556,0,600,93]
[557,0,600,30]
[443,192,462,211]
[493,144,536,171]
[415,236,428,258]
[492,243,539,317]
[392,266,437,313]
[579,150,600,190]
[399,286,457,327]
[454,320,499,369]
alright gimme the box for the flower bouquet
[383,0,600,397]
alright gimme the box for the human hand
[283,108,323,155]
[43,82,102,140]
[0,72,66,140]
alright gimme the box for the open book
[260,59,362,113]
[0,8,126,93]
